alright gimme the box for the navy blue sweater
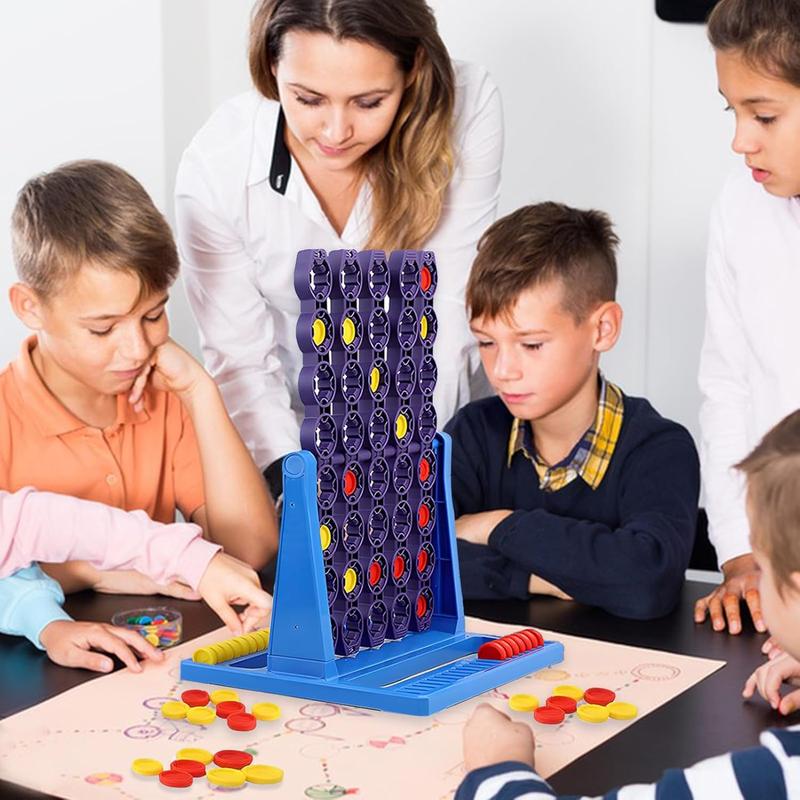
[444,393,700,619]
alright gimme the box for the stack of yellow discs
[192,629,269,665]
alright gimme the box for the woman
[175,0,503,486]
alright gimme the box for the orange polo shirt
[0,337,205,523]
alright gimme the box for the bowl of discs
[112,607,182,648]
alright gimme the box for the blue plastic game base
[182,630,563,716]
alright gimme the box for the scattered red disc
[419,458,430,482]
[547,695,578,714]
[227,712,257,731]
[180,689,210,707]
[534,705,565,724]
[343,470,357,496]
[477,641,506,660]
[368,561,382,586]
[417,548,429,574]
[215,700,246,719]
[517,630,540,650]
[501,635,520,656]
[416,594,428,618]
[584,687,616,706]
[170,759,206,777]
[393,555,406,579]
[420,266,432,292]
[213,750,254,770]
[159,769,193,788]
[506,633,530,653]
[417,503,430,529]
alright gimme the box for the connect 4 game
[181,248,564,715]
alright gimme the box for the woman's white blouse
[175,61,503,470]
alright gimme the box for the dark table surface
[0,580,790,798]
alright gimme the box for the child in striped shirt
[457,409,800,799]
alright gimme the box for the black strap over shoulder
[269,107,291,195]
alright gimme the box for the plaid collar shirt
[506,377,624,492]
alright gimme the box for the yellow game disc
[312,318,326,346]
[607,701,638,720]
[395,413,408,440]
[420,315,428,340]
[192,646,217,665]
[576,703,610,723]
[145,633,159,647]
[243,764,284,784]
[160,700,189,720]
[343,567,357,594]
[186,706,216,726]
[253,629,270,649]
[342,317,356,345]
[320,523,332,551]
[207,768,246,788]
[214,640,236,662]
[553,684,584,701]
[131,758,163,776]
[508,694,539,712]
[210,689,239,705]
[176,747,214,765]
[370,366,380,393]
[251,702,281,721]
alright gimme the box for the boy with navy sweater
[446,202,699,619]
[457,410,800,799]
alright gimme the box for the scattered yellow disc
[342,317,356,345]
[176,747,214,765]
[210,689,239,705]
[576,703,610,723]
[145,633,159,647]
[370,366,380,393]
[420,315,428,340]
[243,764,284,784]
[343,567,357,594]
[207,768,246,788]
[607,701,638,720]
[508,694,539,712]
[312,318,326,346]
[395,413,408,440]
[252,702,281,721]
[192,646,217,664]
[320,523,332,551]
[160,700,189,720]
[186,706,216,726]
[131,758,163,776]
[553,684,584,701]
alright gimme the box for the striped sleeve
[455,727,800,800]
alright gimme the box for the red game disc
[159,769,193,788]
[501,635,520,656]
[547,695,578,714]
[584,687,616,706]
[368,561,382,585]
[417,502,431,529]
[506,633,530,653]
[416,594,428,618]
[420,266,432,292]
[419,458,430,482]
[343,470,357,496]
[523,628,544,647]
[534,706,565,724]
[495,638,515,659]
[227,712,257,731]
[393,555,406,580]
[180,689,210,707]
[417,548,428,574]
[170,759,206,777]
[215,700,245,719]
[213,750,253,769]
[477,641,506,660]
[516,630,539,650]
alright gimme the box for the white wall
[1,0,736,443]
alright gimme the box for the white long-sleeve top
[699,163,800,566]
[175,61,503,470]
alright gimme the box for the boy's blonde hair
[708,0,800,88]
[737,409,800,596]
[466,202,618,323]
[11,160,178,301]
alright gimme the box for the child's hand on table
[39,620,164,673]
[198,552,272,635]
[463,703,536,773]
[743,650,800,715]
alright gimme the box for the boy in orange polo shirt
[3,160,278,625]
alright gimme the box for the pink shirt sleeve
[0,487,220,589]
